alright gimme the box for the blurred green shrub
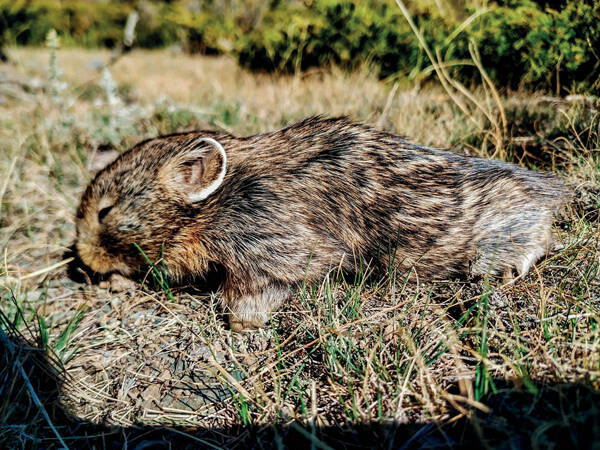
[450,1,600,93]
[237,1,430,76]
[0,0,130,48]
[237,0,600,94]
[1,0,599,94]
[164,4,236,54]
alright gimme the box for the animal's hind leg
[518,250,543,277]
[503,246,548,284]
[225,284,290,332]
[502,267,516,285]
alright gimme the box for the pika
[75,117,566,331]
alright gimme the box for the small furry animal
[75,117,566,331]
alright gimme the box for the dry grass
[1,47,599,448]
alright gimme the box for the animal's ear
[87,149,120,173]
[166,137,227,203]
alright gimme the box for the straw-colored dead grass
[1,48,599,447]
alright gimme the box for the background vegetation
[1,0,600,94]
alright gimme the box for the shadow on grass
[1,313,599,449]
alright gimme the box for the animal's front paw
[99,273,138,292]
[226,284,290,332]
[229,316,265,332]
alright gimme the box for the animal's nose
[65,243,107,284]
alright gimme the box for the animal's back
[198,117,565,282]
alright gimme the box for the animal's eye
[98,206,113,223]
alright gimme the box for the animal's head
[75,136,227,276]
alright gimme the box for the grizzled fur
[76,117,566,331]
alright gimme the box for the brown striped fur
[75,117,567,331]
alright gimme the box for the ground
[0,48,599,448]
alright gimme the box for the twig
[207,359,253,400]
[107,11,139,68]
[19,257,74,280]
[442,393,490,413]
[469,41,507,139]
[0,156,17,220]
[377,82,399,127]
[394,0,477,127]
